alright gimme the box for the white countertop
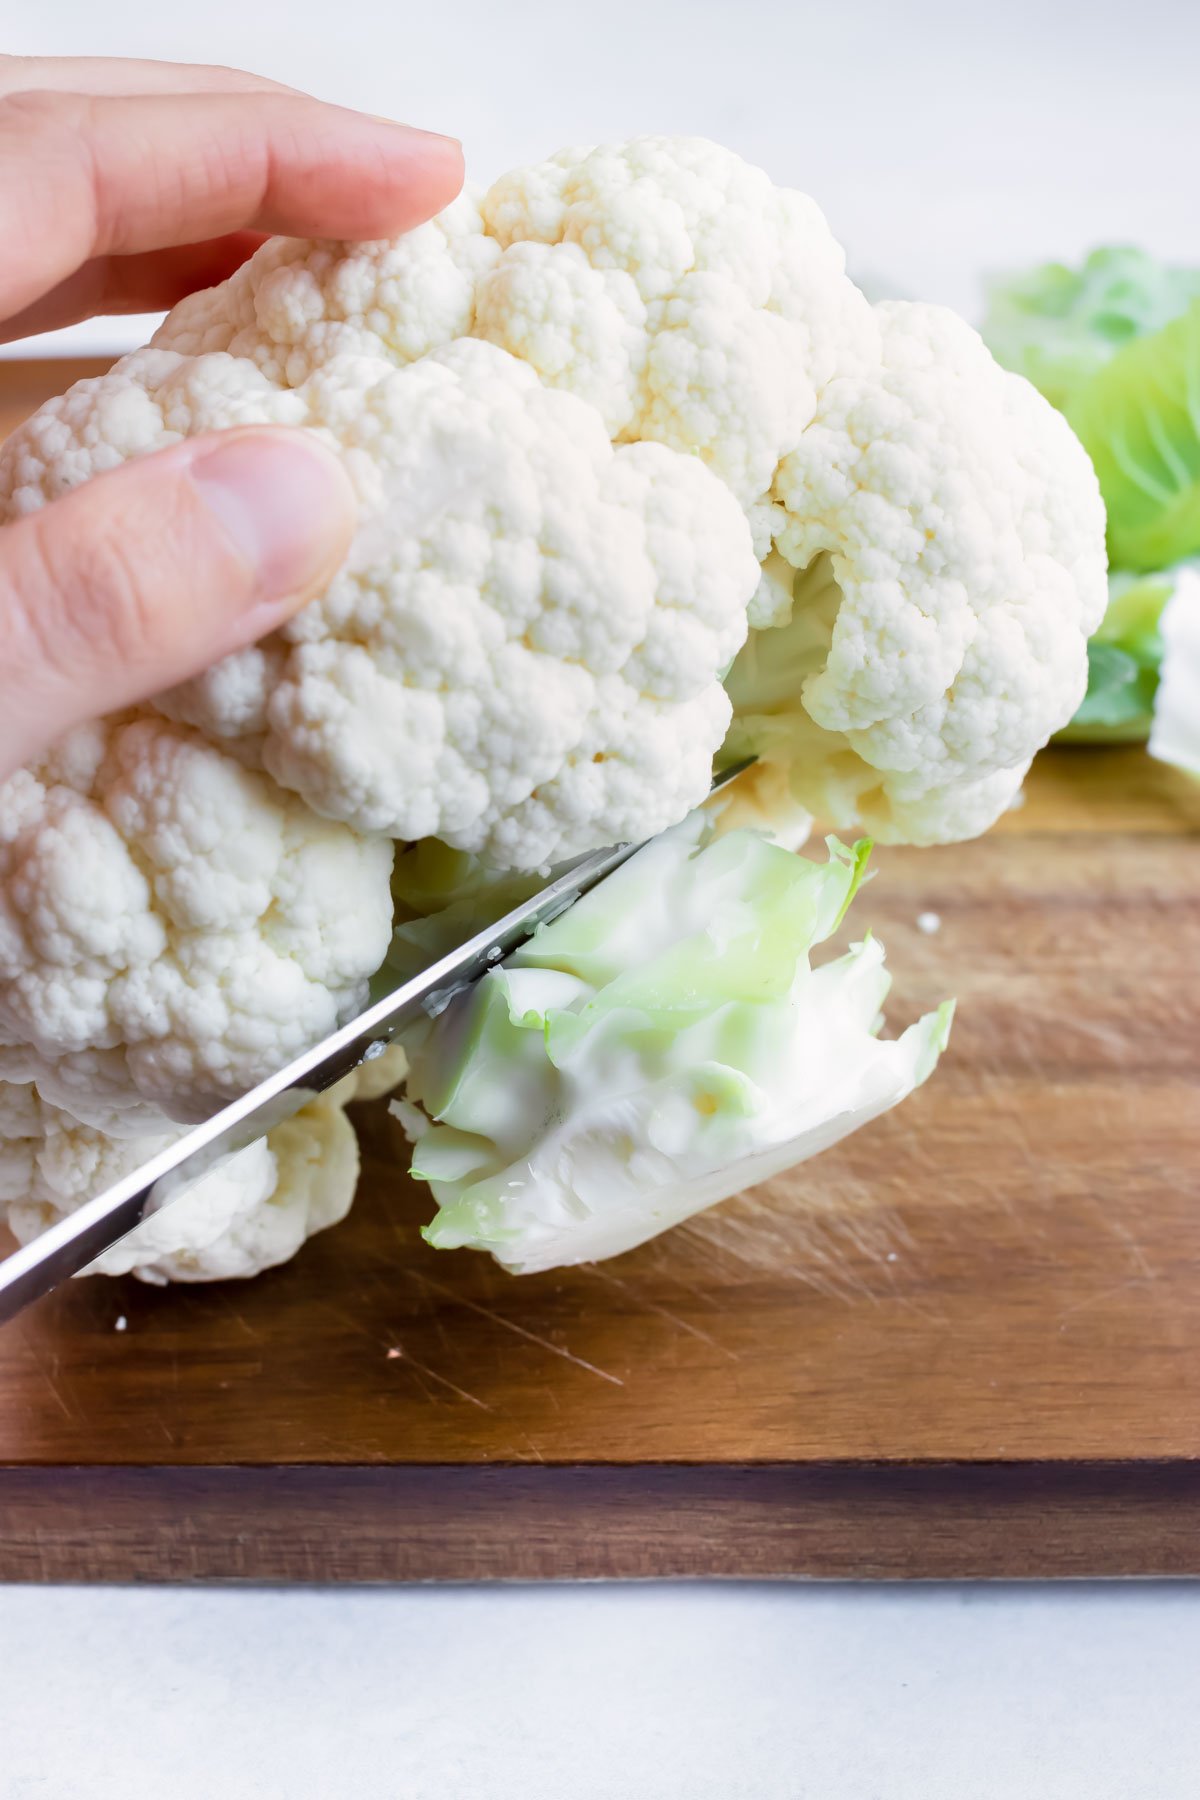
[4,1,1199,1786]
[3,1580,1199,1797]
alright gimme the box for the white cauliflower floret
[0,1074,363,1284]
[0,348,305,522]
[345,1039,409,1102]
[0,715,394,1121]
[476,136,875,505]
[728,303,1109,842]
[155,190,502,382]
[0,1043,167,1137]
[0,1047,406,1284]
[258,340,756,860]
[2,335,758,869]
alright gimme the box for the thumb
[0,428,356,776]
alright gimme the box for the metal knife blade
[0,761,752,1322]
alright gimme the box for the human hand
[0,56,462,776]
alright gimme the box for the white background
[6,0,1200,343]
[4,0,1200,1791]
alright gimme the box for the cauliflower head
[0,135,1109,1285]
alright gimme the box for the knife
[0,762,752,1322]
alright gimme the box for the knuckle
[73,530,166,668]
[0,92,92,263]
[0,87,77,134]
[0,521,78,688]
[16,495,178,678]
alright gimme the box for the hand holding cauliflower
[0,109,1107,1284]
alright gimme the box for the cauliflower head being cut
[0,135,1108,1284]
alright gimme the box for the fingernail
[189,431,355,614]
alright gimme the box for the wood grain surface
[1,360,1198,1582]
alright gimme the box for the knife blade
[0,761,752,1322]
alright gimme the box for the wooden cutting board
[1,362,1199,1583]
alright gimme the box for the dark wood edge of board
[3,1462,1199,1583]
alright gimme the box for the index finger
[0,53,300,98]
[0,87,464,322]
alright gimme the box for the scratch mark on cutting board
[322,1299,389,1347]
[213,1294,258,1341]
[1105,1217,1157,1281]
[409,1273,625,1387]
[388,1344,493,1411]
[372,1260,457,1356]
[397,1358,439,1407]
[660,1273,726,1314]
[20,1337,73,1422]
[425,1304,453,1357]
[1057,1278,1149,1324]
[583,1265,736,1358]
